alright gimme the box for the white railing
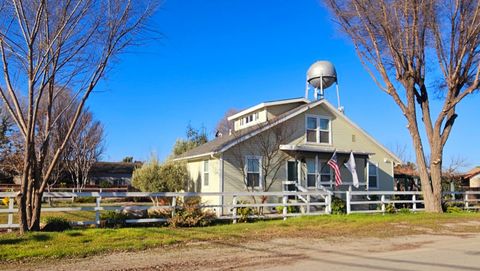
[0,191,332,229]
[1,190,478,229]
[345,190,480,214]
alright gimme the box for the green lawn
[1,212,479,262]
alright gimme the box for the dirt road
[5,232,480,271]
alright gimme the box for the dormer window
[241,112,260,126]
[306,115,331,144]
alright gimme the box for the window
[246,156,261,188]
[306,159,316,187]
[319,163,332,184]
[368,162,379,188]
[305,115,331,144]
[203,160,209,186]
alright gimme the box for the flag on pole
[344,152,359,188]
[327,151,342,187]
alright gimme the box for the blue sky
[87,0,479,169]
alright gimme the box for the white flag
[344,152,359,188]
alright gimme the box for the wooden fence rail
[0,190,479,229]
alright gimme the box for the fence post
[95,195,101,227]
[381,195,386,214]
[171,196,177,217]
[412,194,417,212]
[346,191,351,214]
[282,195,288,220]
[326,193,332,214]
[7,196,14,231]
[465,193,469,210]
[306,194,311,214]
[232,195,238,224]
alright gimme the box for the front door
[285,161,298,192]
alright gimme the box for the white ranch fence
[0,190,479,229]
[0,191,332,229]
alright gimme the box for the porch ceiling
[279,144,374,156]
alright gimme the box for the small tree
[172,125,208,156]
[230,121,296,208]
[131,157,187,205]
[215,108,239,136]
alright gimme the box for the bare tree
[64,111,104,192]
[215,108,238,136]
[0,0,159,232]
[230,121,297,208]
[325,0,480,212]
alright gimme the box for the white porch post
[315,154,319,189]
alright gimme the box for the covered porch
[279,144,372,192]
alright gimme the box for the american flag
[327,151,342,187]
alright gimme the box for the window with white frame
[246,156,261,188]
[203,160,209,186]
[306,159,316,187]
[368,162,379,188]
[305,115,331,144]
[319,162,332,184]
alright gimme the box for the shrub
[132,157,186,194]
[99,180,112,188]
[42,217,71,232]
[331,196,346,214]
[168,197,216,227]
[385,203,396,214]
[446,206,463,213]
[100,211,128,228]
[275,204,300,214]
[74,196,97,203]
[398,208,411,214]
[236,201,254,223]
[147,206,171,218]
[1,197,9,206]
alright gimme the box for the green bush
[275,204,299,214]
[446,206,464,213]
[331,196,346,214]
[385,203,396,214]
[168,197,216,227]
[74,196,97,203]
[99,180,112,188]
[100,211,127,228]
[41,217,71,232]
[398,208,411,214]
[236,201,254,223]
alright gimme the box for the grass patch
[0,212,479,262]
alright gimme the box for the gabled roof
[227,97,309,121]
[174,99,402,163]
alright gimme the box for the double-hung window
[368,162,379,189]
[306,115,331,144]
[246,156,261,188]
[203,160,209,186]
[319,163,332,185]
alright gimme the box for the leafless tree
[0,0,159,232]
[230,121,296,209]
[215,108,238,136]
[64,111,104,192]
[325,0,480,212]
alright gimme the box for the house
[88,161,141,187]
[174,96,401,215]
[462,167,480,190]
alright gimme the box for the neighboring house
[88,162,141,186]
[174,97,401,214]
[462,167,480,190]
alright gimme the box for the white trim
[245,155,262,189]
[227,98,309,121]
[172,152,215,162]
[367,161,379,189]
[279,144,374,156]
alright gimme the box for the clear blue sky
[87,0,479,169]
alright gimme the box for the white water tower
[305,60,343,111]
